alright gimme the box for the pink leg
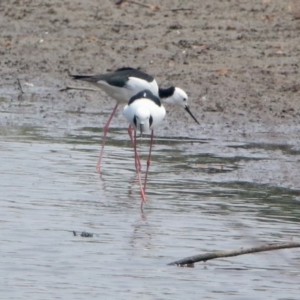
[127,125,141,172]
[143,130,154,193]
[96,103,119,173]
[134,130,147,210]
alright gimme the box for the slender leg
[134,130,147,209]
[143,130,154,192]
[96,103,119,172]
[127,125,141,172]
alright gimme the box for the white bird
[70,67,199,172]
[123,89,166,209]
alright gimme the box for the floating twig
[168,242,300,267]
[60,85,101,92]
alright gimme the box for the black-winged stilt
[70,67,199,172]
[123,89,166,209]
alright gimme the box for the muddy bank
[1,0,300,143]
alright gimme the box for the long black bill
[139,124,144,136]
[185,105,200,124]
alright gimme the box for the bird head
[164,87,199,124]
[133,106,152,134]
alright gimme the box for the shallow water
[1,118,300,299]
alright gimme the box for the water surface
[1,93,300,299]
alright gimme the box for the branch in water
[168,242,300,267]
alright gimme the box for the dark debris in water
[192,163,238,173]
[73,230,93,238]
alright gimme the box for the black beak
[185,105,200,124]
[139,124,144,135]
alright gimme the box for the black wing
[70,68,154,88]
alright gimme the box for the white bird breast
[123,99,166,132]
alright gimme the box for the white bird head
[162,87,187,107]
[162,87,199,124]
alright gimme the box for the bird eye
[183,98,187,101]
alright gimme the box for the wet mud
[1,0,300,142]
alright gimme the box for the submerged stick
[60,85,101,92]
[168,242,300,267]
